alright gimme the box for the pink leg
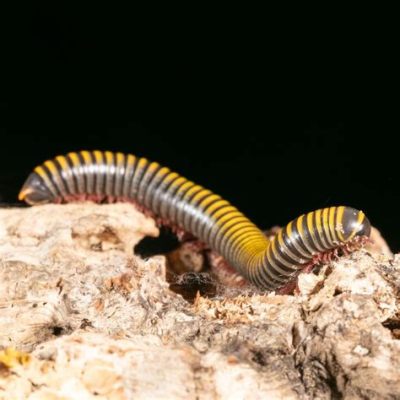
[207,250,248,288]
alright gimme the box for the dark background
[1,6,399,250]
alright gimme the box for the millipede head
[18,172,55,205]
[341,207,371,241]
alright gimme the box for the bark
[0,204,398,399]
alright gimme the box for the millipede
[18,150,371,292]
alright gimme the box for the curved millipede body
[18,150,371,291]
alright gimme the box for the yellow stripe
[348,211,366,241]
[240,239,266,259]
[336,206,345,241]
[18,189,31,201]
[80,151,92,165]
[199,194,221,209]
[357,211,365,227]
[105,151,114,166]
[277,230,286,250]
[235,234,268,262]
[136,157,148,171]
[190,189,211,204]
[268,238,293,274]
[68,152,81,167]
[322,208,331,245]
[297,215,304,237]
[234,237,266,262]
[155,166,170,177]
[277,228,303,263]
[234,231,263,248]
[163,172,179,184]
[313,209,325,249]
[271,236,278,258]
[204,199,230,216]
[296,214,314,253]
[93,150,103,164]
[34,166,54,192]
[224,224,258,244]
[183,185,202,199]
[306,212,316,245]
[315,209,322,237]
[211,206,237,222]
[169,176,186,189]
[116,152,125,168]
[271,233,290,264]
[217,215,248,231]
[216,217,254,251]
[55,155,69,171]
[44,160,58,175]
[126,154,135,166]
[147,161,160,174]
[267,239,296,276]
[286,221,294,240]
[34,166,48,180]
[175,180,193,194]
[329,207,337,242]
[44,160,63,190]
[286,220,309,257]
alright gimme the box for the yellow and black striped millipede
[18,150,371,292]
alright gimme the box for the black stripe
[138,163,161,206]
[196,195,223,240]
[116,153,126,197]
[54,157,71,196]
[304,213,320,253]
[188,191,214,236]
[281,226,307,261]
[42,162,62,197]
[88,151,96,195]
[259,266,285,290]
[64,154,79,194]
[229,230,262,264]
[288,218,310,257]
[173,182,196,226]
[177,186,203,229]
[324,211,335,247]
[268,246,297,276]
[274,237,300,268]
[74,152,86,193]
[329,207,340,244]
[123,154,136,198]
[156,174,181,219]
[130,157,149,200]
[219,223,255,259]
[98,152,107,196]
[181,187,206,230]
[297,216,316,256]
[312,211,326,251]
[214,216,248,253]
[166,178,191,225]
[108,152,116,197]
[252,264,271,289]
[256,259,286,289]
[87,151,97,195]
[143,167,169,210]
[321,210,334,249]
[206,208,239,246]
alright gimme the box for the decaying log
[0,203,399,399]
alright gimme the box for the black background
[1,6,399,250]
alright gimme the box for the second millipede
[18,150,371,292]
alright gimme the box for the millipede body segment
[18,150,371,291]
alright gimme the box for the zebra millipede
[18,150,371,291]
